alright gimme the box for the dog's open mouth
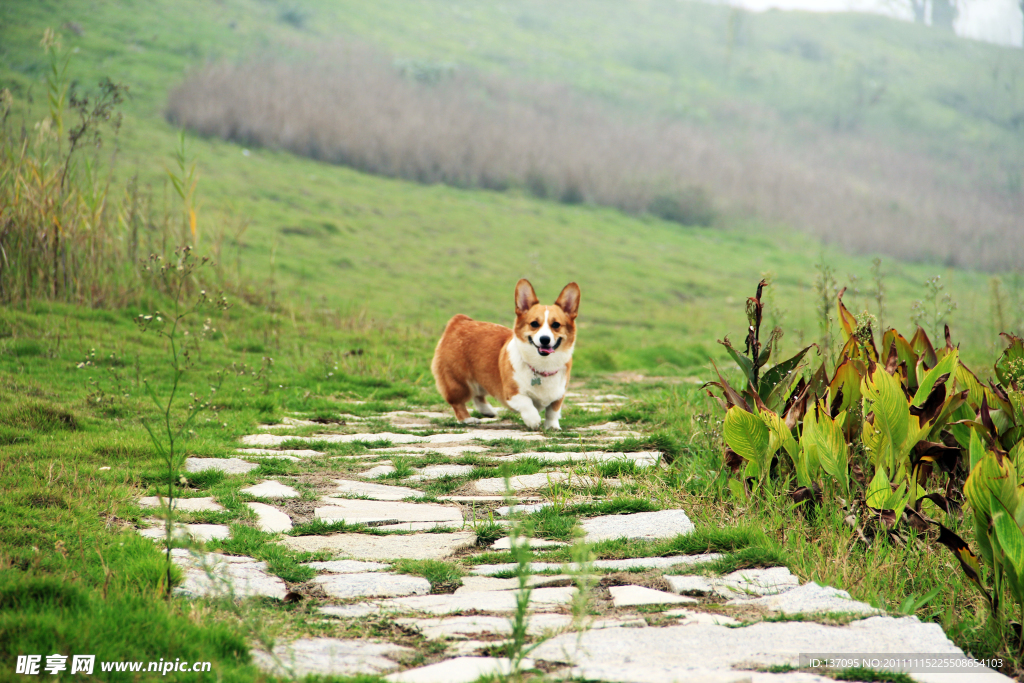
[530,337,562,356]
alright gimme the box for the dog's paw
[461,416,481,425]
[543,420,561,431]
[521,413,543,430]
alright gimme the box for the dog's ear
[515,279,540,315]
[555,282,580,319]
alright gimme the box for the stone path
[134,394,1014,682]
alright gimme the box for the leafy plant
[134,247,228,597]
[709,281,968,536]
[935,333,1024,639]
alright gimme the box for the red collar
[528,364,560,377]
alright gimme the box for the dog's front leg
[507,395,543,430]
[543,404,561,430]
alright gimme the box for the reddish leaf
[724,447,743,474]
[934,523,994,610]
[908,376,948,425]
[910,326,938,369]
[911,440,960,473]
[905,508,930,533]
[790,484,821,506]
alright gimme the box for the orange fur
[431,280,580,428]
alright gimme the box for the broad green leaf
[965,451,1020,527]
[888,481,909,522]
[992,498,1024,604]
[813,402,850,499]
[969,427,986,472]
[861,419,888,470]
[913,348,958,407]
[760,409,796,460]
[744,458,761,480]
[799,406,821,482]
[866,468,891,509]
[1011,440,1024,481]
[723,407,770,465]
[862,366,910,459]
[956,363,988,411]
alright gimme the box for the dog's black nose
[539,335,551,346]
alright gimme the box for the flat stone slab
[185,457,259,475]
[728,582,881,616]
[424,429,546,444]
[316,498,462,525]
[252,638,411,678]
[170,549,287,599]
[281,532,476,560]
[247,502,293,533]
[495,502,551,516]
[375,445,490,456]
[490,536,566,550]
[506,451,660,467]
[306,560,389,573]
[470,472,569,494]
[440,495,541,503]
[455,575,573,594]
[359,465,397,479]
[712,567,801,599]
[384,657,531,683]
[665,575,714,595]
[381,586,576,615]
[662,609,740,627]
[257,417,319,429]
[530,616,1013,683]
[240,480,300,498]
[396,613,571,639]
[312,573,431,598]
[579,421,626,431]
[469,554,722,576]
[138,496,224,512]
[319,604,382,618]
[241,432,426,447]
[581,509,695,543]
[237,448,322,458]
[332,480,424,500]
[139,521,231,543]
[406,464,475,481]
[373,521,465,532]
[609,585,698,607]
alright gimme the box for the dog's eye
[551,322,561,330]
[530,321,540,329]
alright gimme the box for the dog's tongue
[538,347,553,356]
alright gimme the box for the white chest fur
[506,339,569,409]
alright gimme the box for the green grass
[2,2,1024,680]
[391,559,464,594]
[833,668,915,683]
[1,0,1017,375]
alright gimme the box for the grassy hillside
[1,0,1020,372]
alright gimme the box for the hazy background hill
[2,0,1023,370]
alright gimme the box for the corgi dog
[431,279,580,430]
